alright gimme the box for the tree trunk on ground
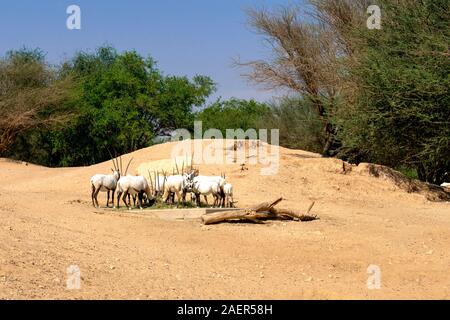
[201,198,317,225]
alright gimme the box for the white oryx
[441,182,450,188]
[116,175,153,210]
[162,172,196,206]
[90,158,122,208]
[191,174,226,207]
[149,173,167,198]
[223,182,234,208]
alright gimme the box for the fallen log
[201,198,317,225]
[247,197,283,212]
[269,201,316,221]
[201,210,288,225]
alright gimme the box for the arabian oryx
[190,174,226,207]
[116,175,153,210]
[90,157,122,208]
[223,182,234,208]
[162,172,196,207]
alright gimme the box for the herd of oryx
[90,157,235,210]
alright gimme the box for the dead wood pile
[201,198,318,225]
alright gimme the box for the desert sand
[1,139,450,299]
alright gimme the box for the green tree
[336,0,450,184]
[196,98,269,135]
[49,46,215,166]
[262,96,325,153]
[0,48,72,158]
[236,3,367,156]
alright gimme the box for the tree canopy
[4,46,216,167]
[196,98,269,135]
[2,1,449,185]
[335,0,450,184]
[0,48,72,156]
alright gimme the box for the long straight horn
[124,157,133,176]
[181,160,185,175]
[113,151,120,173]
[119,156,123,176]
[113,156,119,172]
[148,170,154,193]
[111,159,117,171]
[107,149,116,170]
[175,160,180,175]
[162,174,166,192]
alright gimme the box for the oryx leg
[174,190,182,207]
[195,193,201,207]
[181,190,188,206]
[91,185,96,208]
[215,194,221,208]
[106,190,111,208]
[116,191,122,209]
[122,191,130,210]
[111,189,116,208]
[93,187,101,208]
[220,189,226,208]
[137,192,144,210]
[163,189,171,204]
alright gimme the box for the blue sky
[0,0,306,103]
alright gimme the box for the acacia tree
[0,49,71,155]
[236,1,368,156]
[335,0,450,184]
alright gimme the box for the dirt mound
[1,139,450,299]
[354,163,450,202]
[88,139,448,205]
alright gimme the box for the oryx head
[111,158,121,180]
[182,171,195,191]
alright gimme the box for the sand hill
[1,139,450,299]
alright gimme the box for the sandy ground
[1,139,450,300]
